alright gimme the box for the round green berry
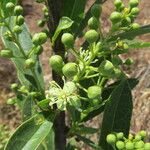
[32,32,47,45]
[62,63,77,78]
[87,86,101,99]
[114,0,122,9]
[129,0,139,8]
[6,2,15,12]
[84,30,99,43]
[61,33,74,48]
[106,134,117,144]
[88,17,99,30]
[130,7,140,15]
[110,11,122,23]
[13,25,22,34]
[10,83,18,91]
[37,20,45,27]
[116,141,125,149]
[49,55,64,73]
[139,130,147,138]
[131,23,140,29]
[134,134,142,141]
[0,49,13,58]
[25,58,36,69]
[91,4,102,18]
[16,15,24,26]
[34,46,43,55]
[116,132,124,140]
[14,5,23,16]
[122,17,131,26]
[144,143,150,150]
[135,141,144,149]
[7,98,16,105]
[125,142,134,150]
[99,60,115,77]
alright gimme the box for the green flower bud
[10,83,18,91]
[116,132,124,140]
[14,5,23,16]
[7,98,16,105]
[62,63,77,78]
[4,31,13,41]
[134,134,142,141]
[106,134,117,144]
[87,86,101,99]
[16,15,24,26]
[37,20,45,27]
[135,141,144,149]
[49,55,64,73]
[129,0,139,8]
[130,7,140,15]
[125,142,134,150]
[25,58,36,69]
[13,25,22,34]
[61,33,74,48]
[114,0,122,9]
[91,4,102,18]
[84,30,99,43]
[0,49,13,58]
[6,2,15,12]
[34,46,43,55]
[139,130,147,138]
[95,42,102,53]
[32,32,47,45]
[110,11,122,23]
[122,17,131,26]
[19,86,28,93]
[116,141,125,149]
[88,17,99,30]
[131,23,140,29]
[144,143,150,150]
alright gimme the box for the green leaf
[52,17,74,45]
[127,40,150,49]
[5,115,54,150]
[108,25,150,41]
[99,79,133,150]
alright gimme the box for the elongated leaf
[99,79,132,150]
[5,115,54,150]
[52,17,74,45]
[108,25,150,41]
[127,40,150,49]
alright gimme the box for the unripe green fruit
[6,2,15,12]
[91,4,102,18]
[0,49,13,58]
[135,141,144,149]
[84,30,99,43]
[134,134,142,141]
[11,83,18,91]
[144,143,150,150]
[87,86,101,99]
[49,55,64,73]
[129,0,139,8]
[139,130,147,138]
[88,17,99,30]
[61,33,74,48]
[131,23,140,29]
[62,63,77,78]
[25,58,36,69]
[114,0,122,8]
[13,25,22,34]
[110,11,122,23]
[34,46,43,55]
[130,7,140,15]
[122,17,131,26]
[99,60,115,77]
[125,142,134,150]
[116,141,125,149]
[16,15,24,26]
[106,134,117,144]
[116,132,124,140]
[14,5,23,16]
[7,98,16,105]
[37,20,45,27]
[32,32,47,45]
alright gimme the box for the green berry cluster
[106,131,150,150]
